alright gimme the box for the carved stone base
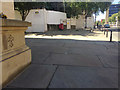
[0,19,31,87]
[2,48,31,87]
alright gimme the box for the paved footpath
[25,29,119,42]
[4,38,118,89]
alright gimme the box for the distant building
[25,9,67,32]
[109,4,120,17]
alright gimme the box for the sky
[95,0,119,21]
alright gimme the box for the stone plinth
[1,1,15,19]
[0,19,31,87]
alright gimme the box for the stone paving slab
[64,42,107,49]
[69,47,118,57]
[25,39,65,47]
[6,64,57,88]
[69,47,107,55]
[31,46,53,53]
[49,66,118,88]
[43,53,102,67]
[98,55,118,68]
[30,42,64,47]
[106,49,118,57]
[31,46,70,54]
[26,38,64,44]
[31,51,50,64]
[94,41,116,46]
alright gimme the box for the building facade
[109,4,120,17]
[25,9,67,32]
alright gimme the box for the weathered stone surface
[43,53,102,67]
[1,2,15,19]
[2,49,31,87]
[64,42,107,52]
[28,42,64,47]
[6,64,57,88]
[98,55,118,68]
[25,38,64,45]
[94,41,115,46]
[31,46,70,54]
[30,46,54,53]
[69,47,106,55]
[22,38,118,88]
[0,19,31,27]
[1,19,31,87]
[49,66,118,88]
[31,51,50,64]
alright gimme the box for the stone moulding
[0,19,31,27]
[0,19,32,87]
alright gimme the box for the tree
[15,2,112,23]
[109,17,112,22]
[14,2,47,21]
[109,12,120,22]
[65,2,111,28]
[109,12,120,25]
[112,13,118,22]
[46,2,64,12]
[109,13,118,22]
[14,2,64,21]
[118,11,120,21]
[65,2,82,18]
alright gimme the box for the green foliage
[109,17,112,22]
[65,2,111,18]
[101,19,105,25]
[14,2,47,21]
[95,21,102,25]
[15,2,112,21]
[95,21,99,25]
[109,13,119,22]
[14,2,64,21]
[118,11,120,21]
[95,20,105,25]
[65,2,111,28]
[65,2,82,18]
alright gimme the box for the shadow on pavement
[25,29,102,37]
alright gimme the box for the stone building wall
[14,10,22,20]
[1,1,15,19]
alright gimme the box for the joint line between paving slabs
[103,44,109,50]
[52,64,103,68]
[41,52,52,64]
[62,42,66,47]
[96,55,106,68]
[46,65,59,88]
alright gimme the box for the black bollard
[110,30,112,42]
[104,30,105,35]
[106,30,108,37]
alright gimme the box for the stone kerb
[0,19,32,87]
